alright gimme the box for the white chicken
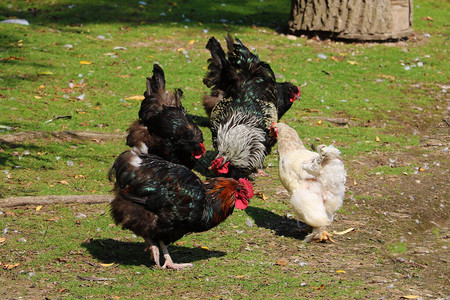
[271,122,346,242]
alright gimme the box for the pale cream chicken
[271,123,346,242]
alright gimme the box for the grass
[2,202,372,299]
[1,0,449,298]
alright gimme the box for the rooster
[108,148,254,269]
[126,64,205,169]
[203,34,301,178]
[271,123,346,243]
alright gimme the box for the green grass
[1,0,449,298]
[1,202,372,299]
[387,242,407,254]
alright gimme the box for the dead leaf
[188,40,195,45]
[175,241,186,246]
[312,284,325,290]
[347,60,358,65]
[124,95,145,101]
[58,180,69,185]
[256,192,267,201]
[117,75,131,78]
[401,296,421,299]
[99,262,115,267]
[74,175,85,179]
[45,218,59,222]
[36,205,43,211]
[276,259,288,266]
[34,95,42,99]
[54,257,68,263]
[0,56,25,61]
[38,71,54,75]
[317,120,322,126]
[331,56,339,62]
[192,241,208,249]
[376,136,380,142]
[0,238,6,243]
[379,74,396,80]
[3,263,20,270]
[79,60,93,65]
[5,211,15,217]
[336,270,346,273]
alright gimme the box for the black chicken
[126,64,205,169]
[203,34,300,178]
[109,149,254,269]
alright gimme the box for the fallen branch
[43,115,72,124]
[0,195,112,208]
[77,275,116,281]
[0,130,126,144]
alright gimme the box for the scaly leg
[159,241,193,270]
[144,237,161,267]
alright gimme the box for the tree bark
[289,0,413,40]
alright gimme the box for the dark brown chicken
[126,64,205,169]
[109,148,254,269]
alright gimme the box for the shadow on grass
[0,0,290,30]
[82,238,226,268]
[245,206,308,241]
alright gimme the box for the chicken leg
[159,241,193,270]
[144,238,161,267]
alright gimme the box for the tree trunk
[288,0,413,41]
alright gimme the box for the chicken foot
[313,230,335,243]
[159,241,193,270]
[304,228,336,243]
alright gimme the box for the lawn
[1,0,449,298]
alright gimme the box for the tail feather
[146,64,165,97]
[203,37,231,89]
[139,64,183,122]
[303,145,346,214]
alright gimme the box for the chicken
[126,64,205,169]
[202,34,300,178]
[271,123,346,243]
[108,148,254,269]
[202,39,301,121]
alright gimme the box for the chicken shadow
[245,206,308,241]
[81,238,225,268]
